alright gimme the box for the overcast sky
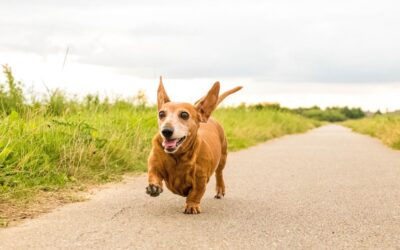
[0,0,399,111]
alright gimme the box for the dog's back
[196,118,227,174]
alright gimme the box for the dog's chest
[164,165,194,197]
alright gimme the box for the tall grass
[344,115,400,149]
[0,107,156,197]
[0,65,25,114]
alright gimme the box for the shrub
[294,106,365,122]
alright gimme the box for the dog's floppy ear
[195,82,220,122]
[157,76,170,110]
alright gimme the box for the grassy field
[213,108,319,151]
[344,115,400,150]
[0,85,320,227]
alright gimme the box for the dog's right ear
[157,76,170,110]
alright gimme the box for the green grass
[0,107,156,204]
[214,108,320,151]
[343,114,400,150]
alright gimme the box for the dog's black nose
[161,128,174,138]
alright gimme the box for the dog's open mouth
[162,136,186,152]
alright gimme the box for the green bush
[294,106,365,122]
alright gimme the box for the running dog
[146,77,242,214]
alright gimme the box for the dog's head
[156,77,220,154]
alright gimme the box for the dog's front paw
[184,203,201,214]
[146,184,163,197]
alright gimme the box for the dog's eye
[180,111,189,120]
[158,111,166,119]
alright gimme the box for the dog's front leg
[146,154,164,197]
[146,169,163,197]
[184,177,207,214]
[146,166,163,197]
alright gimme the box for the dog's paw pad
[146,184,163,197]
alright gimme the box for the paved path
[1,125,400,249]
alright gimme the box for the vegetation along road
[0,125,399,249]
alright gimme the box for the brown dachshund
[146,77,242,214]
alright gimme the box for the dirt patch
[0,173,143,228]
[0,189,88,228]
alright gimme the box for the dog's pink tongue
[162,139,178,148]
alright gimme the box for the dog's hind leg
[215,142,227,199]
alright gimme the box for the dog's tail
[217,86,242,105]
[195,85,242,106]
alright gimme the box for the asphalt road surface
[1,125,400,249]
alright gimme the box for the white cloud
[0,0,399,110]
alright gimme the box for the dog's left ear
[157,76,170,110]
[195,82,220,122]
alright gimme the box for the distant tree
[342,107,365,119]
[295,106,365,122]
